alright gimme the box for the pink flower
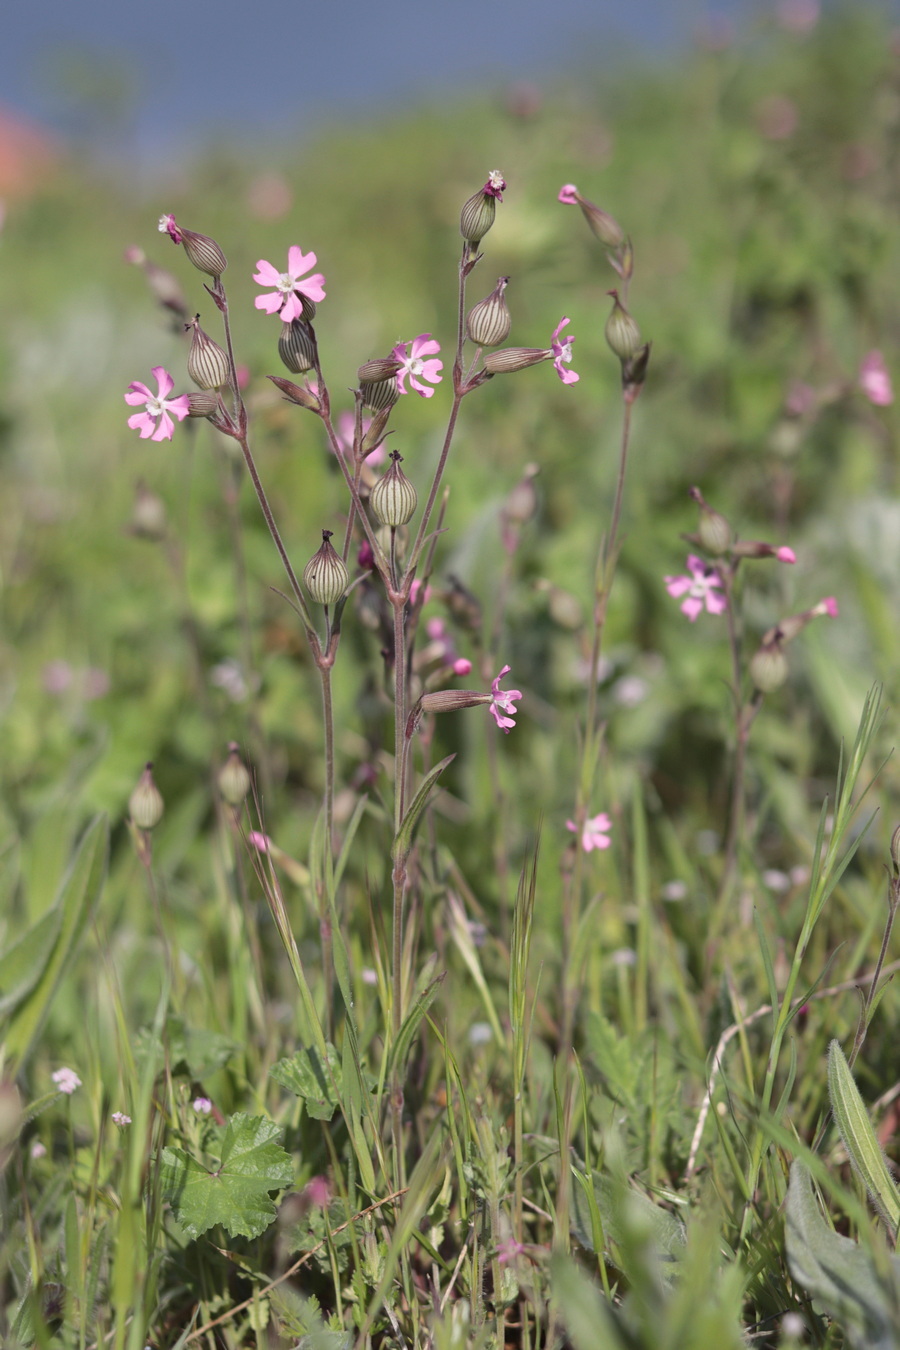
[52,1067,81,1095]
[483,169,506,201]
[111,1111,132,1127]
[813,596,839,618]
[193,1096,212,1115]
[125,367,191,442]
[776,547,796,563]
[392,334,443,397]
[253,245,326,323]
[409,579,433,607]
[665,555,727,621]
[566,812,613,852]
[490,665,523,733]
[550,317,579,385]
[859,351,893,407]
[248,831,273,854]
[335,410,385,464]
[158,212,182,243]
[558,184,579,204]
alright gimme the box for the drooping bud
[278,319,316,374]
[749,639,789,693]
[218,742,252,806]
[158,214,227,278]
[129,481,168,540]
[186,315,231,390]
[187,390,220,417]
[303,530,349,605]
[357,358,403,383]
[731,541,797,563]
[466,277,512,346]
[370,451,418,527]
[557,183,625,249]
[770,597,838,645]
[460,170,506,245]
[129,763,164,831]
[267,375,322,412]
[604,290,641,361]
[689,487,732,555]
[484,347,548,375]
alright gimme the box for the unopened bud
[159,214,227,277]
[622,341,651,402]
[186,316,231,390]
[466,277,512,346]
[749,640,789,693]
[558,183,625,249]
[129,763,164,831]
[689,487,732,555]
[730,541,797,563]
[303,530,349,605]
[267,375,322,412]
[484,347,548,375]
[370,451,418,527]
[278,319,316,374]
[218,743,251,806]
[361,407,391,455]
[359,375,401,411]
[459,170,506,245]
[129,481,168,540]
[187,390,220,417]
[605,290,641,361]
[357,358,402,383]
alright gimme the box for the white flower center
[146,396,165,417]
[277,272,295,295]
[407,357,424,376]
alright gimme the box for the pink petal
[453,658,472,676]
[409,376,435,398]
[776,547,796,563]
[169,395,192,422]
[151,366,174,399]
[410,334,441,359]
[558,184,579,204]
[685,554,706,576]
[665,575,692,597]
[556,365,580,385]
[391,341,408,362]
[152,411,175,441]
[705,592,728,615]
[279,292,303,323]
[552,317,571,343]
[287,244,316,277]
[254,292,283,315]
[420,358,443,382]
[125,384,153,406]
[681,597,704,621]
[296,273,326,302]
[821,596,839,617]
[127,411,156,437]
[253,259,282,286]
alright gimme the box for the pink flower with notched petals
[566,812,613,852]
[392,334,443,397]
[665,555,727,621]
[859,350,893,407]
[125,367,191,442]
[490,665,523,733]
[253,245,326,323]
[335,410,385,465]
[551,317,579,385]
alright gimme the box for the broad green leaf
[270,1045,342,1121]
[0,908,62,1020]
[550,1251,626,1350]
[160,1112,293,1240]
[4,815,108,1067]
[392,755,455,861]
[828,1040,900,1231]
[570,1163,686,1282]
[785,1162,900,1350]
[135,1015,238,1080]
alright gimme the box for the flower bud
[360,375,401,411]
[129,763,164,831]
[558,184,625,249]
[370,451,418,527]
[357,358,402,383]
[749,640,789,693]
[303,530,349,605]
[186,316,231,390]
[159,214,227,277]
[459,170,506,244]
[267,375,322,412]
[187,390,220,417]
[484,347,548,375]
[278,319,316,374]
[605,290,641,361]
[689,487,732,555]
[466,277,512,346]
[622,341,651,403]
[218,743,251,806]
[361,407,391,455]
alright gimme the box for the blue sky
[1,0,758,164]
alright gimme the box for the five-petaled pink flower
[253,245,326,323]
[567,812,613,852]
[490,665,523,733]
[551,317,579,385]
[124,367,191,442]
[392,334,443,397]
[859,350,893,407]
[665,555,727,621]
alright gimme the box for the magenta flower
[776,546,796,563]
[558,184,579,205]
[566,812,613,852]
[193,1096,212,1115]
[334,410,385,464]
[551,317,579,385]
[392,334,443,397]
[859,350,893,407]
[484,169,506,201]
[125,367,191,442]
[665,555,727,621]
[490,665,523,733]
[253,245,326,323]
[813,596,839,618]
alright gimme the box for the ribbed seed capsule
[360,376,400,411]
[267,375,321,411]
[604,290,641,361]
[278,319,316,374]
[460,192,496,245]
[357,358,402,383]
[370,451,417,527]
[750,641,789,693]
[466,277,511,346]
[187,390,220,417]
[186,316,231,389]
[690,487,732,555]
[218,743,251,806]
[129,763,164,830]
[181,229,228,278]
[484,347,547,375]
[303,530,349,605]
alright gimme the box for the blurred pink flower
[567,812,613,852]
[43,660,74,694]
[490,665,522,733]
[785,381,816,417]
[125,367,191,442]
[558,184,579,204]
[248,831,272,853]
[335,410,385,465]
[775,0,820,32]
[392,334,443,397]
[409,580,432,607]
[551,317,579,385]
[665,555,727,621]
[302,1175,332,1208]
[813,597,839,618]
[246,171,293,221]
[757,95,798,141]
[859,351,893,406]
[253,245,326,323]
[111,1111,132,1127]
[52,1067,81,1095]
[193,1096,212,1115]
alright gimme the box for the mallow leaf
[160,1112,293,1240]
[270,1044,342,1121]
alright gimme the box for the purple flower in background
[125,367,191,442]
[392,334,443,397]
[859,350,893,406]
[665,555,727,621]
[566,813,613,852]
[489,665,523,733]
[254,245,326,323]
[551,317,579,385]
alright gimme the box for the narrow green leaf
[333,793,368,892]
[0,908,62,1020]
[392,754,455,861]
[828,1040,900,1232]
[385,972,445,1084]
[550,1251,626,1350]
